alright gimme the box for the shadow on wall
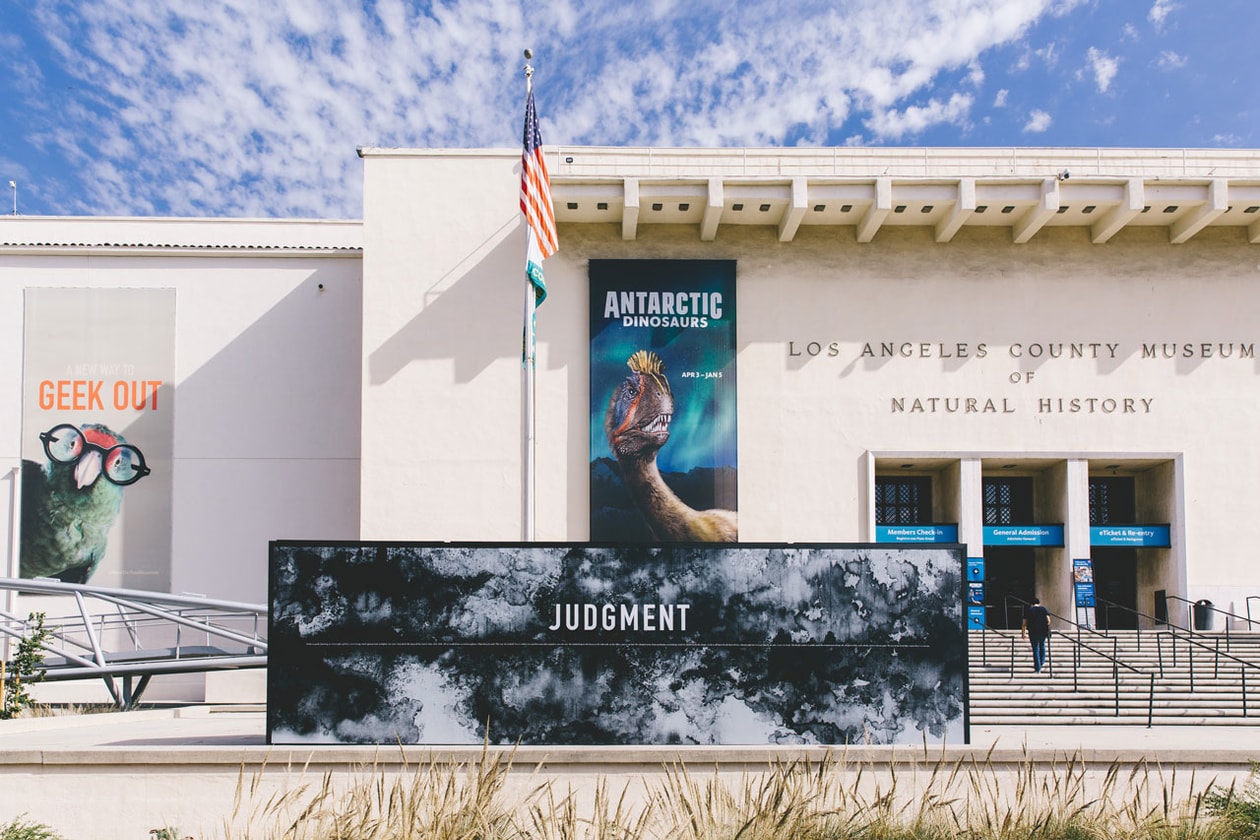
[367,225,533,386]
[113,260,363,602]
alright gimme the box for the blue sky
[1,0,1254,218]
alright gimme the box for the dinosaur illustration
[604,349,737,542]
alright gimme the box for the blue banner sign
[875,524,959,543]
[1090,525,1171,547]
[983,525,1064,546]
[967,606,986,631]
[966,558,985,582]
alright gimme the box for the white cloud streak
[18,0,1071,216]
[1148,0,1177,29]
[1084,47,1119,93]
[1024,109,1052,132]
[1156,50,1187,70]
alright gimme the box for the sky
[0,0,1255,219]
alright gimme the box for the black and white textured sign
[268,543,966,746]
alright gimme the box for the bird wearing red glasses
[20,423,140,583]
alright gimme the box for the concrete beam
[1170,179,1228,244]
[778,177,808,243]
[700,178,723,241]
[1012,178,1059,244]
[1090,178,1144,244]
[621,178,638,241]
[934,178,976,243]
[856,177,892,243]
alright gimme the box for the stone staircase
[968,628,1260,726]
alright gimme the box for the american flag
[520,86,556,309]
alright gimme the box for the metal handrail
[1095,598,1151,650]
[0,576,267,708]
[1004,593,1114,646]
[980,601,1156,727]
[1165,594,1260,653]
[1154,630,1260,717]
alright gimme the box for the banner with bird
[20,288,174,589]
[589,260,737,542]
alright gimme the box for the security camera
[1058,170,1070,181]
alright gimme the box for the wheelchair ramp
[1,576,266,708]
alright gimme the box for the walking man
[1021,597,1051,673]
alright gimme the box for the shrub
[0,815,66,840]
[1,612,50,720]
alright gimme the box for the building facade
[3,148,1260,704]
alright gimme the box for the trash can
[1192,599,1214,631]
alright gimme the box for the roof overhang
[546,146,1260,245]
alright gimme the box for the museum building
[3,146,1260,703]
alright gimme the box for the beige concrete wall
[0,246,364,606]
[360,153,1260,609]
[1,230,363,701]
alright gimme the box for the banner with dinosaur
[267,542,967,746]
[589,260,737,542]
[19,287,175,590]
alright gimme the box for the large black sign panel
[268,543,967,746]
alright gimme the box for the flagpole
[522,51,537,542]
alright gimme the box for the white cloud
[1156,50,1187,70]
[993,88,1009,107]
[1083,46,1119,93]
[1024,109,1052,132]
[17,0,1080,216]
[1148,0,1177,29]
[864,93,975,140]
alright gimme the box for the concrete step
[964,628,1260,725]
[969,715,1260,726]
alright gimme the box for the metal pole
[521,53,536,542]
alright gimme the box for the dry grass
[200,743,1259,840]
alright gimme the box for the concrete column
[1062,459,1092,621]
[957,458,984,558]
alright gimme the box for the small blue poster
[1073,558,1096,607]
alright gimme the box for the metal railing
[1165,594,1260,652]
[1153,629,1260,714]
[0,576,267,708]
[972,596,1156,726]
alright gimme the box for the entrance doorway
[1092,549,1138,630]
[1089,476,1139,630]
[982,476,1036,630]
[984,547,1036,629]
